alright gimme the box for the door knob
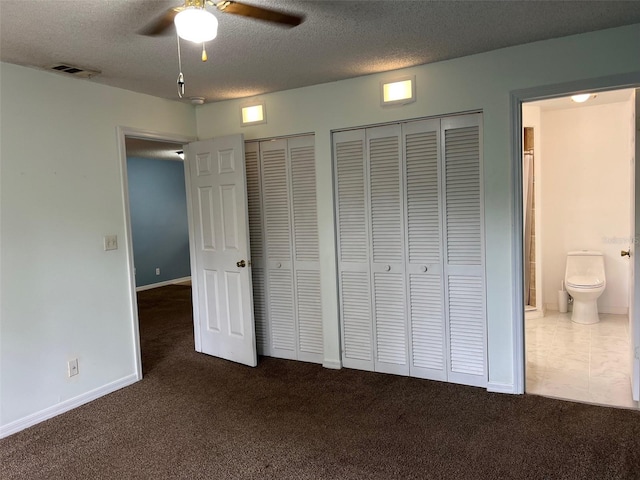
[236,259,246,268]
[621,250,631,258]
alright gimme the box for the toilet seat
[566,275,605,289]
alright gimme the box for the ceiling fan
[140,1,303,99]
[140,0,304,37]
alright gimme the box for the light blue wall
[127,157,191,287]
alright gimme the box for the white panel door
[367,124,409,375]
[441,114,487,387]
[261,138,297,360]
[186,135,257,367]
[632,89,639,401]
[289,136,323,363]
[334,129,374,371]
[403,118,447,381]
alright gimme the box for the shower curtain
[523,150,534,307]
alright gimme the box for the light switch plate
[104,235,118,251]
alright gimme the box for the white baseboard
[136,276,191,292]
[600,306,629,315]
[0,373,139,439]
[487,382,517,394]
[545,303,628,316]
[323,359,342,369]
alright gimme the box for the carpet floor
[2,285,640,479]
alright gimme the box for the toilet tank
[565,251,605,279]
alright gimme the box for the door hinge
[635,346,640,360]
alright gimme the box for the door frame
[116,126,196,379]
[510,71,640,394]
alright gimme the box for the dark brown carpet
[2,285,640,479]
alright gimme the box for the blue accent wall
[127,157,191,287]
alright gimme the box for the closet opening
[332,112,487,388]
[244,135,323,364]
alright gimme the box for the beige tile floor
[525,312,639,409]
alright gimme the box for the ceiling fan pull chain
[202,43,208,62]
[176,33,185,98]
[177,72,185,98]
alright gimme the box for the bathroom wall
[540,97,634,313]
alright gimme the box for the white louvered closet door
[245,142,270,356]
[367,124,409,375]
[334,129,374,371]
[441,114,487,387]
[403,119,447,381]
[260,138,297,360]
[288,136,323,364]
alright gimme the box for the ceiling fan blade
[216,1,304,27]
[139,7,183,36]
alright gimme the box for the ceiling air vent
[48,63,101,79]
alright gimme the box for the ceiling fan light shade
[174,8,218,43]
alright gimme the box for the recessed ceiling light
[571,94,592,103]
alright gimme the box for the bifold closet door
[442,114,487,387]
[246,136,322,364]
[245,142,270,356]
[367,124,409,375]
[403,119,447,381]
[334,129,374,371]
[261,139,297,360]
[288,136,323,363]
[335,125,409,374]
[334,113,486,388]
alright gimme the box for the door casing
[117,126,196,379]
[510,72,640,395]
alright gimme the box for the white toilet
[564,250,606,324]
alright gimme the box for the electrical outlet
[103,235,118,251]
[156,267,160,275]
[68,358,79,377]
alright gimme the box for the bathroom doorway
[522,88,638,408]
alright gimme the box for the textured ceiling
[1,1,640,104]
